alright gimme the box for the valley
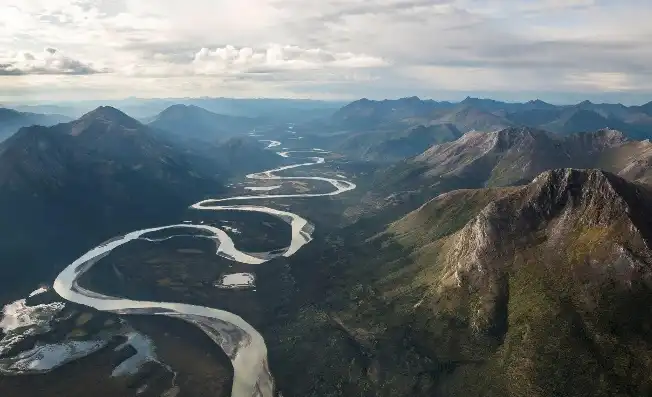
[0,123,360,397]
[6,1,652,395]
[2,97,652,397]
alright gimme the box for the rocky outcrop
[438,169,652,335]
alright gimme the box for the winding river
[53,142,356,397]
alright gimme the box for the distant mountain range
[148,104,260,143]
[328,96,652,141]
[0,107,70,141]
[4,96,652,156]
[6,97,345,120]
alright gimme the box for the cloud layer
[121,44,387,77]
[0,48,106,75]
[1,0,652,102]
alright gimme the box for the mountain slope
[0,107,226,302]
[344,128,632,228]
[429,104,513,132]
[327,97,652,141]
[0,107,70,141]
[331,97,448,130]
[214,137,286,175]
[335,123,461,162]
[385,168,652,396]
[272,169,652,397]
[596,139,652,184]
[148,104,259,142]
[541,108,612,134]
[379,127,626,193]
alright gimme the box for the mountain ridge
[0,107,227,302]
[346,127,641,228]
[327,97,652,139]
[148,104,259,143]
[0,107,71,142]
[274,168,652,396]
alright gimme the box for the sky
[1,0,652,104]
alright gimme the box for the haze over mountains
[6,97,344,121]
[0,108,70,142]
[148,104,260,143]
[329,96,652,140]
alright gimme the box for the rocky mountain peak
[153,104,207,121]
[493,126,551,141]
[72,106,142,136]
[401,96,422,103]
[447,169,645,281]
[433,168,651,337]
[80,106,132,121]
[0,107,21,121]
[528,168,625,213]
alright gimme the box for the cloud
[192,44,387,74]
[1,0,652,102]
[0,48,107,75]
[121,44,387,77]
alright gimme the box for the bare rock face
[437,169,652,336]
[360,127,638,226]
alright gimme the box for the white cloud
[564,72,636,92]
[191,44,387,74]
[120,44,386,78]
[0,48,107,75]
[1,0,652,102]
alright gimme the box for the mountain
[541,107,612,134]
[180,97,344,122]
[147,104,283,177]
[0,106,226,302]
[331,97,453,130]
[148,104,260,143]
[379,127,626,192]
[327,98,510,138]
[3,104,82,118]
[458,96,516,112]
[213,136,286,175]
[502,102,652,139]
[596,138,652,184]
[0,107,70,141]
[7,97,344,121]
[428,104,513,132]
[334,123,461,162]
[274,168,652,397]
[327,97,652,142]
[635,100,652,117]
[523,99,556,110]
[346,127,634,227]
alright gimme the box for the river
[53,142,356,397]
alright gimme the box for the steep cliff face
[434,169,652,337]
